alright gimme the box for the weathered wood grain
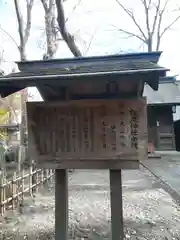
[27,98,147,169]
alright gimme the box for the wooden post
[110,169,124,240]
[20,169,25,213]
[3,171,7,215]
[19,89,26,156]
[0,146,6,215]
[36,169,39,192]
[32,161,36,194]
[41,169,44,183]
[46,169,49,181]
[12,172,16,210]
[29,165,33,196]
[0,171,4,215]
[55,169,68,240]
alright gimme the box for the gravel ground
[0,166,180,239]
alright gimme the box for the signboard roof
[0,51,168,98]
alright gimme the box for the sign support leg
[55,169,68,240]
[110,169,124,240]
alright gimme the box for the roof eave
[17,51,163,72]
[0,67,169,82]
[148,102,180,106]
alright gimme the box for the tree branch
[13,0,24,47]
[55,0,82,56]
[41,0,49,11]
[116,0,147,41]
[116,0,179,52]
[84,29,97,56]
[141,0,151,37]
[65,0,82,23]
[156,0,170,50]
[0,25,19,49]
[115,26,146,43]
[160,15,180,37]
[147,0,152,8]
[142,0,153,51]
[48,0,54,12]
[24,0,34,45]
[41,0,59,59]
[13,0,34,60]
[151,0,160,35]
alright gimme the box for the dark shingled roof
[5,62,163,79]
[159,76,176,83]
[2,52,167,79]
[144,81,180,105]
[0,51,168,98]
[4,58,165,79]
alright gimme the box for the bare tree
[40,0,82,58]
[0,25,19,51]
[55,0,82,56]
[116,0,180,52]
[14,0,34,61]
[13,0,34,160]
[41,0,59,59]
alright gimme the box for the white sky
[0,0,180,100]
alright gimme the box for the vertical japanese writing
[118,104,126,149]
[58,108,66,152]
[32,99,146,163]
[129,109,138,149]
[89,107,94,152]
[110,123,116,151]
[71,108,77,152]
[82,108,90,151]
[100,105,107,149]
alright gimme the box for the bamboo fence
[0,146,54,216]
[0,168,54,216]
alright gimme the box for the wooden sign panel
[27,98,147,169]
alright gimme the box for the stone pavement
[143,151,180,203]
[1,165,180,239]
[1,153,180,239]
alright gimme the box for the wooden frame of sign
[27,97,147,240]
[27,97,147,170]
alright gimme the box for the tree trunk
[13,0,34,164]
[45,9,58,59]
[45,15,56,59]
[19,45,27,61]
[41,0,58,60]
[14,0,34,61]
[147,37,152,52]
[55,0,82,57]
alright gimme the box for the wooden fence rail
[0,167,54,216]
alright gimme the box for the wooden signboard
[27,98,147,169]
